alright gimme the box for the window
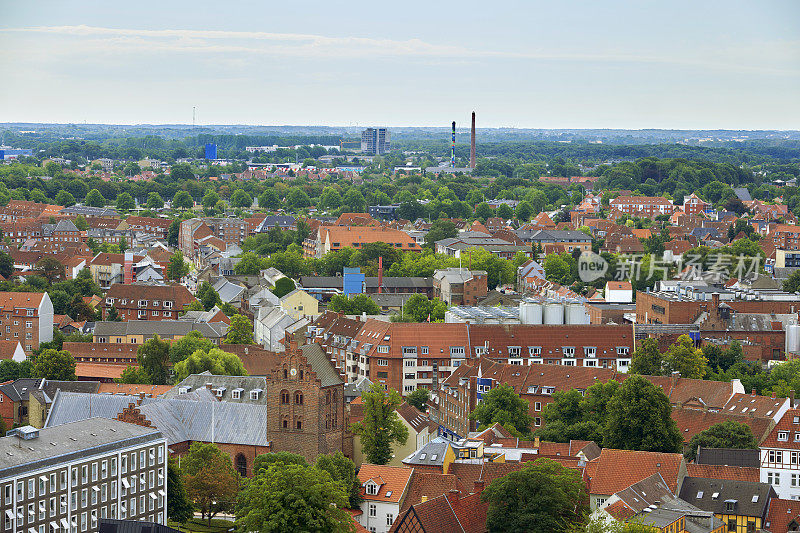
[508,346,521,357]
[768,472,781,486]
[584,347,596,357]
[725,500,737,513]
[366,484,379,496]
[534,402,541,411]
[377,345,389,353]
[92,463,98,482]
[617,346,629,355]
[232,389,241,400]
[404,360,415,367]
[386,514,394,526]
[294,392,303,405]
[368,504,376,517]
[528,346,541,356]
[402,346,417,356]
[421,346,429,355]
[779,431,789,441]
[769,450,784,464]
[376,359,388,366]
[450,346,465,357]
[535,417,541,427]
[562,347,575,357]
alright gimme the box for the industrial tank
[544,302,564,325]
[565,302,590,325]
[519,302,543,325]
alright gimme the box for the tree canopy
[350,383,408,465]
[470,383,534,438]
[684,421,758,461]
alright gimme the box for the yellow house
[679,477,775,533]
[280,289,319,320]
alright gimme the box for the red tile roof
[587,449,684,496]
[762,409,800,450]
[766,498,800,533]
[685,464,760,482]
[0,292,46,309]
[358,464,414,504]
[671,407,774,445]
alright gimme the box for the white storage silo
[566,302,590,325]
[520,302,543,325]
[787,325,800,355]
[544,302,564,325]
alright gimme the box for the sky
[1,0,799,129]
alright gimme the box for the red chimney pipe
[470,111,476,169]
[378,256,383,294]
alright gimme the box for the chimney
[420,496,428,503]
[791,389,795,407]
[752,388,757,396]
[446,489,460,508]
[534,436,540,448]
[671,371,680,388]
[473,480,485,493]
[124,251,134,284]
[470,111,476,169]
[772,391,777,399]
[711,292,720,312]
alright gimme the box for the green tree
[167,457,193,523]
[137,335,171,385]
[197,282,222,311]
[73,215,88,231]
[481,458,588,533]
[258,189,280,210]
[234,251,266,275]
[85,189,106,207]
[54,190,76,207]
[115,365,151,384]
[328,294,380,315]
[0,252,13,279]
[272,277,295,298]
[784,270,800,293]
[167,220,180,246]
[515,201,533,221]
[116,192,135,211]
[604,375,682,453]
[629,338,664,376]
[543,254,572,285]
[202,190,220,210]
[350,383,408,465]
[286,188,311,209]
[424,219,457,249]
[166,251,190,281]
[235,462,353,533]
[32,349,77,380]
[107,305,122,322]
[663,334,708,379]
[35,257,65,283]
[496,203,513,219]
[231,189,252,208]
[146,192,165,209]
[225,314,254,344]
[173,347,248,381]
[319,187,342,210]
[684,421,758,461]
[399,294,447,322]
[470,383,534,438]
[182,443,240,525]
[169,330,214,364]
[475,202,492,220]
[253,452,308,474]
[173,190,194,209]
[315,452,363,508]
[406,388,430,411]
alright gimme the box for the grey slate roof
[53,219,79,232]
[0,379,42,401]
[45,391,269,447]
[734,187,753,202]
[696,447,760,468]
[136,398,269,447]
[93,320,227,339]
[61,205,120,217]
[301,343,343,388]
[212,278,246,303]
[164,372,268,404]
[679,477,775,518]
[403,438,449,466]
[0,418,163,479]
[527,229,592,242]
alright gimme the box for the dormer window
[250,389,262,400]
[779,431,789,441]
[562,347,575,357]
[725,500,737,513]
[365,483,379,496]
[584,347,596,358]
[138,300,147,307]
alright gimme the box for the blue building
[204,143,217,160]
[342,267,365,296]
[0,148,33,160]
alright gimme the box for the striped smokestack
[470,111,476,169]
[451,121,456,168]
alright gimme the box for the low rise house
[679,477,776,533]
[92,320,227,344]
[357,464,414,533]
[433,268,488,306]
[103,283,196,321]
[0,291,54,354]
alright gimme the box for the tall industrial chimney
[124,251,133,285]
[378,256,383,294]
[470,111,476,169]
[451,121,456,168]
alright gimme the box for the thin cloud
[2,24,798,75]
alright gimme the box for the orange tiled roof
[685,464,759,482]
[587,449,684,496]
[0,292,46,309]
[358,464,413,503]
[762,409,800,450]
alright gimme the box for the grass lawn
[168,518,234,533]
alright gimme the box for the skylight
[697,491,704,498]
[385,491,393,497]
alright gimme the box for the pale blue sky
[1,0,798,129]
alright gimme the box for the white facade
[359,488,400,533]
